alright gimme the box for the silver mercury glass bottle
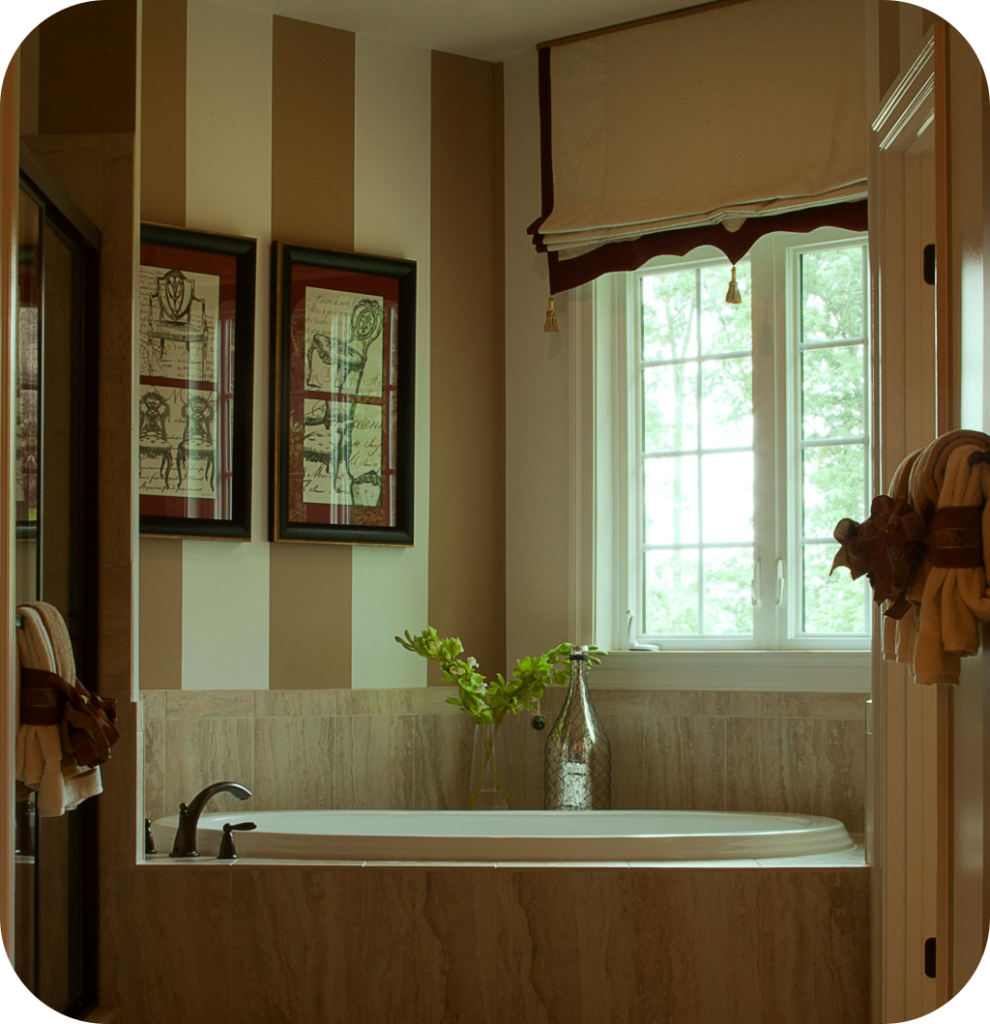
[544,646,611,810]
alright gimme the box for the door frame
[872,19,990,1019]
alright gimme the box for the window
[617,230,870,651]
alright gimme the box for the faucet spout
[169,781,252,858]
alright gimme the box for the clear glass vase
[469,722,510,810]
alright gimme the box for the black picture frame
[271,242,416,545]
[139,223,256,539]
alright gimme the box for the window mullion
[695,268,704,636]
[749,237,779,649]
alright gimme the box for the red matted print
[286,266,399,527]
[15,256,40,530]
[139,242,236,523]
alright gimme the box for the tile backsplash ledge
[140,688,867,834]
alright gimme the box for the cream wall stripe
[428,52,506,682]
[269,17,354,690]
[182,0,271,689]
[352,35,431,688]
[139,0,187,690]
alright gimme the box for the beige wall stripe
[428,52,506,681]
[138,541,183,690]
[140,0,187,226]
[138,0,187,691]
[271,17,355,250]
[269,16,354,689]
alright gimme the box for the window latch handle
[775,558,786,606]
[751,558,761,606]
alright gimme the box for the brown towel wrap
[19,666,120,768]
[832,498,985,618]
[924,505,984,568]
[20,668,66,727]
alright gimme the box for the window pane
[645,456,699,545]
[643,362,697,453]
[701,452,753,543]
[703,547,754,635]
[801,247,865,343]
[802,345,865,440]
[645,549,699,634]
[803,543,868,633]
[700,262,751,354]
[802,444,866,539]
[642,269,698,362]
[701,357,752,449]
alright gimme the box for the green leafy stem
[394,628,606,807]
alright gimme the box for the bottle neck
[568,655,589,699]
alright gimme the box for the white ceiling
[223,0,715,61]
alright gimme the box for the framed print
[139,223,256,538]
[15,235,40,538]
[271,243,416,544]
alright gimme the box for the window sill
[591,650,871,692]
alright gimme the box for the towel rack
[15,613,23,630]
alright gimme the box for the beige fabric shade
[538,0,869,260]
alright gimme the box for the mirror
[13,161,100,1015]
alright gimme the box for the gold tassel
[725,266,742,305]
[544,295,559,333]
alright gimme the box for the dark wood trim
[19,142,101,251]
[536,0,758,50]
[138,222,257,540]
[271,242,417,546]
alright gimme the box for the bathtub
[151,809,855,863]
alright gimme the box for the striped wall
[139,0,505,691]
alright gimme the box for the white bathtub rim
[151,809,856,864]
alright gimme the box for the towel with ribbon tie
[16,602,118,816]
[834,429,990,685]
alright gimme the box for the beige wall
[138,3,507,691]
[429,52,506,680]
[268,17,354,689]
[503,51,572,668]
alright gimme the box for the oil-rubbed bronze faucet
[169,781,252,858]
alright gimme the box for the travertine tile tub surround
[106,858,869,1024]
[132,688,868,1023]
[140,687,867,834]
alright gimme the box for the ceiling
[223,0,716,61]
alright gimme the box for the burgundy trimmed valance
[529,0,870,303]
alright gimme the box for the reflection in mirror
[15,185,40,600]
[37,222,84,1011]
[14,182,42,997]
[13,170,100,1014]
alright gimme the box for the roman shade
[530,0,870,294]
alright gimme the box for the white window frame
[568,227,872,691]
[778,233,872,650]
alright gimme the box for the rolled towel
[16,603,103,816]
[882,449,923,664]
[911,441,990,684]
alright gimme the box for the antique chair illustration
[176,393,216,494]
[302,400,354,497]
[139,390,173,490]
[305,298,384,392]
[148,268,207,361]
